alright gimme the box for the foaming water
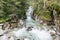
[12,27,52,40]
[29,28,52,40]
[26,6,33,20]
[0,6,52,40]
[12,6,52,40]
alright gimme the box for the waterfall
[0,6,53,40]
[26,6,35,28]
[26,6,33,20]
[26,6,40,29]
[12,6,53,40]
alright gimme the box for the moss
[52,4,60,11]
[0,16,9,22]
[34,10,51,21]
[41,10,51,20]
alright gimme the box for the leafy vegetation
[0,0,28,22]
[0,0,60,23]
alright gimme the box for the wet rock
[48,30,56,36]
[57,31,60,36]
[0,24,4,29]
[2,22,10,30]
[54,36,60,40]
[18,20,24,28]
[26,26,33,31]
[9,36,14,40]
[10,23,18,29]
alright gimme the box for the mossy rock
[34,10,51,21]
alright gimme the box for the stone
[48,30,56,36]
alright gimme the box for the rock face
[0,24,4,28]
[48,30,56,36]
[53,10,60,33]
[18,20,24,28]
[54,36,60,40]
[10,23,18,28]
[9,36,14,40]
[6,14,18,29]
[2,22,10,30]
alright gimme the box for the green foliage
[52,4,60,11]
[34,10,51,21]
[0,0,28,22]
[39,10,51,21]
[0,0,60,22]
[33,0,60,21]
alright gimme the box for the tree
[0,0,28,22]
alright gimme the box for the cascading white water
[26,6,33,20]
[26,6,40,29]
[0,6,53,40]
[12,6,53,40]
